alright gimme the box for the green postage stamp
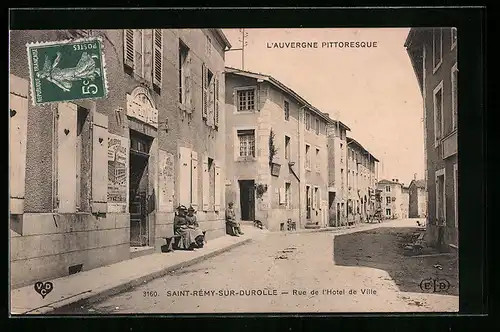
[27,36,108,105]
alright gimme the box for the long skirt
[176,227,205,249]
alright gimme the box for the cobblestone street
[56,220,458,314]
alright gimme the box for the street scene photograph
[9,27,459,314]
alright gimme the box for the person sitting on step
[174,205,204,250]
[225,202,244,236]
[186,205,205,248]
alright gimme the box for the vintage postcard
[9,27,459,315]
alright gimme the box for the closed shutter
[214,75,219,128]
[178,146,191,207]
[9,75,29,214]
[124,29,135,69]
[202,156,209,211]
[202,63,208,119]
[190,150,198,209]
[185,56,193,111]
[207,77,215,127]
[91,111,108,214]
[214,162,221,211]
[312,187,316,210]
[318,188,322,210]
[153,29,163,87]
[57,102,78,213]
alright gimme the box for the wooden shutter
[202,63,208,119]
[91,111,108,214]
[57,102,78,213]
[190,150,198,209]
[124,29,135,69]
[318,188,322,210]
[178,147,191,207]
[214,75,220,128]
[153,29,163,87]
[312,187,316,210]
[279,187,285,205]
[214,162,221,211]
[185,55,193,111]
[9,75,29,214]
[202,156,209,211]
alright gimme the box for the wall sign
[108,134,128,212]
[127,87,158,128]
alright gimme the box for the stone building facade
[224,67,335,231]
[377,179,404,219]
[9,29,231,288]
[405,27,458,248]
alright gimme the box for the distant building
[405,28,458,249]
[346,137,379,224]
[326,120,351,226]
[376,179,404,219]
[224,67,336,231]
[409,178,427,218]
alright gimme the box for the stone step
[304,223,321,229]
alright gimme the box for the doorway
[129,130,152,247]
[239,180,255,221]
[306,185,311,220]
[328,192,335,226]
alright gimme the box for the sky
[222,28,424,187]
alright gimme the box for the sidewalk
[10,225,268,315]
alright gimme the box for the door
[239,180,255,221]
[306,185,311,220]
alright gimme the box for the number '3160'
[82,80,98,95]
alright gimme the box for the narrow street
[56,219,458,314]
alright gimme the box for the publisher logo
[419,278,451,293]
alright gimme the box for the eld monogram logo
[419,278,451,293]
[34,281,53,299]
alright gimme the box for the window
[432,28,443,72]
[284,100,290,121]
[433,81,444,146]
[237,129,255,157]
[285,182,291,208]
[305,144,311,170]
[305,112,311,131]
[202,65,215,126]
[386,197,391,205]
[386,209,391,216]
[454,163,458,227]
[340,143,344,163]
[315,148,320,172]
[435,168,446,225]
[206,35,212,57]
[451,63,458,131]
[178,41,190,105]
[451,27,457,50]
[385,186,391,192]
[124,29,144,77]
[237,89,255,112]
[284,135,291,160]
[315,118,320,135]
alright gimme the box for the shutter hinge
[55,108,60,119]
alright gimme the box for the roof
[409,179,426,189]
[212,29,232,50]
[225,67,342,126]
[346,137,379,162]
[404,28,430,94]
[377,179,401,186]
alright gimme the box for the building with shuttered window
[224,67,336,231]
[9,29,231,288]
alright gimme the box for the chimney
[414,173,417,180]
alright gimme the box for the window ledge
[234,110,256,115]
[236,156,257,163]
[432,60,443,75]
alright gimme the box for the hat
[188,206,195,212]
[177,205,187,211]
[228,202,234,206]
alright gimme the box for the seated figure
[185,205,205,248]
[225,202,244,236]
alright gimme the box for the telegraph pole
[226,28,248,70]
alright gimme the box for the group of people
[173,202,244,251]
